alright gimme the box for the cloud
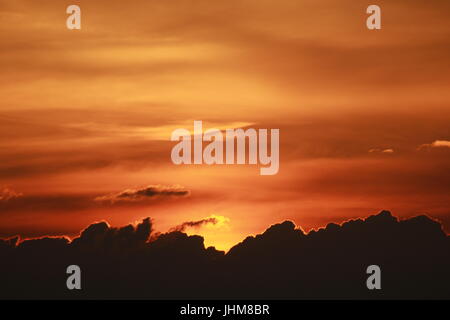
[169,215,229,232]
[0,210,448,299]
[369,148,394,154]
[419,140,450,149]
[0,187,22,201]
[70,217,152,252]
[95,185,190,203]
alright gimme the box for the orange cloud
[0,187,22,201]
[419,140,450,149]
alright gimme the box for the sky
[0,0,449,251]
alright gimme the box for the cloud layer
[95,185,190,203]
[0,210,448,299]
[169,216,219,232]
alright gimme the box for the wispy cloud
[0,187,22,202]
[419,140,450,149]
[169,215,230,232]
[95,185,189,203]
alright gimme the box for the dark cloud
[169,217,218,232]
[0,237,19,252]
[0,210,448,299]
[0,185,188,213]
[70,218,152,252]
[95,185,189,203]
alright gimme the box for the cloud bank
[0,210,448,299]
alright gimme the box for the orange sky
[1,0,449,251]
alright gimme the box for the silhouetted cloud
[0,236,19,251]
[0,210,448,299]
[95,185,189,203]
[169,217,219,232]
[71,217,152,252]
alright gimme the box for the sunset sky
[1,0,449,251]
